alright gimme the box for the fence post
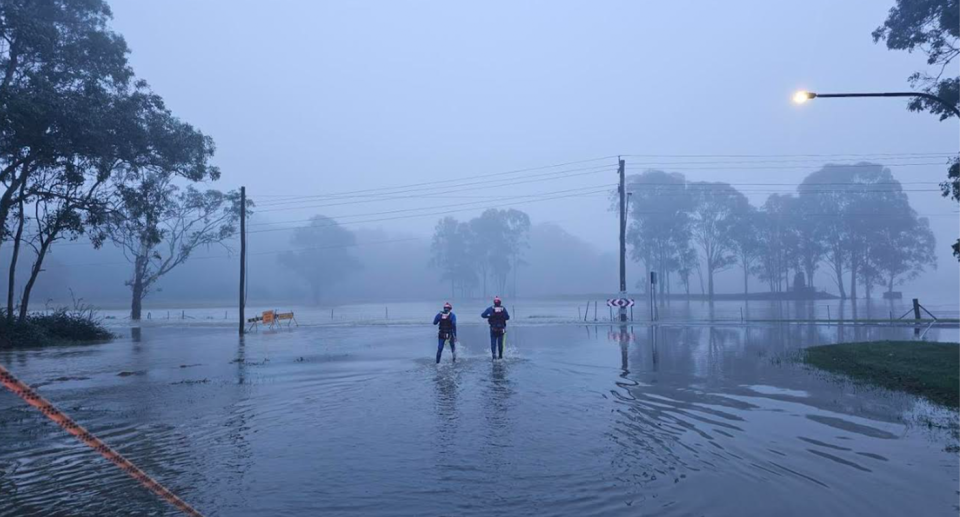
[913,298,922,337]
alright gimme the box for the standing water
[0,322,957,516]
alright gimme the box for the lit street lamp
[793,90,960,118]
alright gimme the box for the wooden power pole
[239,186,246,336]
[618,157,627,323]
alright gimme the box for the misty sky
[105,0,958,293]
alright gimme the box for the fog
[1,0,957,312]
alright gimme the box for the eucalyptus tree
[688,181,750,298]
[625,170,693,298]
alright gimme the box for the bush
[0,305,113,348]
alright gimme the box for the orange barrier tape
[0,363,205,517]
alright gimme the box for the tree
[793,194,826,292]
[625,170,693,298]
[730,206,761,296]
[755,194,795,293]
[874,0,959,259]
[798,165,858,298]
[112,173,243,319]
[279,215,360,304]
[676,246,698,296]
[16,162,111,322]
[0,1,223,320]
[798,163,925,299]
[688,182,749,298]
[0,0,133,250]
[430,217,477,298]
[469,209,530,296]
[872,216,937,295]
[4,180,24,321]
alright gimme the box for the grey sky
[107,0,959,292]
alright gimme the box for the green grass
[803,341,959,409]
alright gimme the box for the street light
[793,91,815,104]
[792,90,960,117]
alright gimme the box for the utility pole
[618,157,627,323]
[239,186,246,336]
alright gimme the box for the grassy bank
[0,310,113,348]
[803,341,959,409]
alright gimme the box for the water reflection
[601,322,957,515]
[432,366,460,447]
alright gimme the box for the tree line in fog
[625,163,936,300]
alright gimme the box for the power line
[254,174,946,215]
[253,156,618,205]
[254,161,947,207]
[250,153,953,203]
[51,237,424,268]
[255,164,615,211]
[625,161,948,171]
[621,151,957,158]
[248,186,616,235]
[253,185,609,228]
[250,183,616,227]
[619,155,957,166]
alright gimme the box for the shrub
[0,302,113,348]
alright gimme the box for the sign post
[649,271,657,322]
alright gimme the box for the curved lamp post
[793,90,960,118]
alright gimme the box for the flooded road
[1,323,957,516]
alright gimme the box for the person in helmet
[481,296,510,359]
[433,302,457,364]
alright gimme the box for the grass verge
[803,341,959,409]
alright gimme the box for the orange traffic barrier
[276,312,298,326]
[247,310,297,331]
[0,363,205,517]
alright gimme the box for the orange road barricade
[0,363,205,517]
[247,310,297,331]
[276,311,298,327]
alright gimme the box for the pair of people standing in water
[432,297,511,363]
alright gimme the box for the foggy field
[1,324,958,516]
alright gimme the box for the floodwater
[0,322,957,516]
[102,297,960,326]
